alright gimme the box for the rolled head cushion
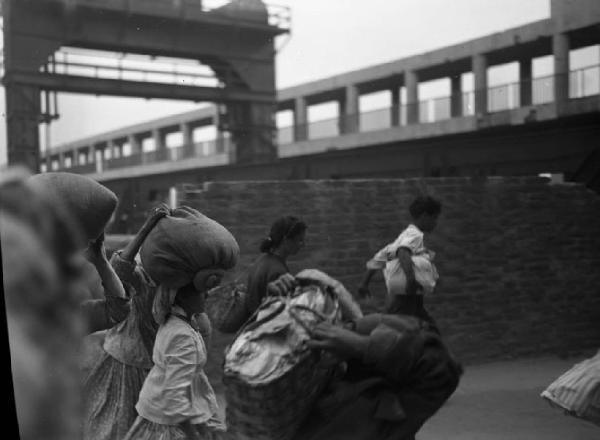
[28,172,118,241]
[140,206,240,289]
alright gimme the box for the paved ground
[216,354,598,439]
[418,354,599,440]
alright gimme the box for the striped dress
[82,253,159,440]
[541,350,600,427]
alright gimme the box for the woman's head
[259,216,307,257]
[174,268,224,317]
[409,195,442,232]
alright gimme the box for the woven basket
[223,284,340,440]
[205,283,249,334]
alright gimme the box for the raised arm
[85,233,127,300]
[119,205,170,263]
[307,318,422,381]
[81,233,130,331]
[396,247,421,295]
[110,205,170,290]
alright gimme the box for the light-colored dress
[541,350,600,427]
[123,306,224,440]
[82,252,159,440]
[367,224,438,296]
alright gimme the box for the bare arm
[119,205,170,263]
[82,234,130,329]
[85,233,127,299]
[396,247,420,295]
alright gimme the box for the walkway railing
[277,64,599,144]
[47,64,600,172]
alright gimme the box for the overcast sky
[0,0,573,164]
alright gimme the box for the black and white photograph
[1,1,599,439]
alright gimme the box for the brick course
[110,177,600,390]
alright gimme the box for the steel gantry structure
[2,0,290,171]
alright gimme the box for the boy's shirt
[367,224,438,296]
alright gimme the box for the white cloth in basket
[225,284,337,385]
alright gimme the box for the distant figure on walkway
[245,216,307,315]
[358,195,441,331]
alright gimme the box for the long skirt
[541,350,600,427]
[123,416,224,440]
[83,350,148,440]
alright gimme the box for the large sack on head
[140,206,240,289]
[28,172,117,241]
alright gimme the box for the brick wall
[175,176,600,371]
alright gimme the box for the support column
[181,122,193,148]
[212,113,226,154]
[153,129,165,154]
[473,54,488,115]
[450,74,463,117]
[225,101,277,164]
[390,87,401,127]
[519,58,533,107]
[128,134,141,155]
[340,85,359,134]
[293,97,308,142]
[107,140,118,159]
[553,32,570,109]
[87,146,95,164]
[405,70,419,124]
[94,146,103,173]
[5,83,41,172]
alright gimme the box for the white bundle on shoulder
[385,253,439,296]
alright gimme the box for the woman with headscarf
[82,207,239,440]
[245,216,307,315]
[27,172,132,333]
[123,261,234,440]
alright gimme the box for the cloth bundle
[384,253,438,296]
[224,278,339,385]
[28,172,117,241]
[223,271,360,440]
[140,207,239,289]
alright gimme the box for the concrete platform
[419,354,599,440]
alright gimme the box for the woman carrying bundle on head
[82,207,239,440]
[245,216,307,316]
[1,168,88,440]
[28,172,134,333]
[123,241,239,440]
